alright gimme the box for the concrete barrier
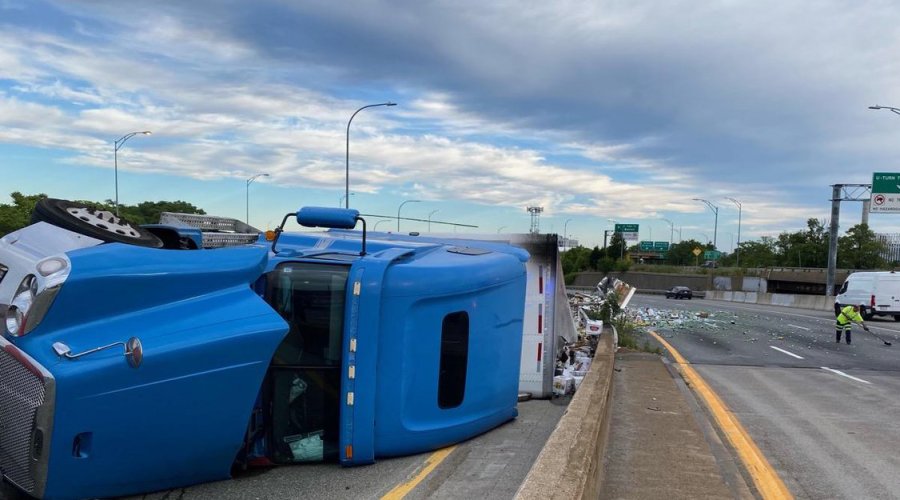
[705,290,832,312]
[515,332,615,500]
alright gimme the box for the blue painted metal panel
[338,248,415,465]
[296,207,360,229]
[371,250,526,456]
[15,243,288,499]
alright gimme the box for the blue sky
[1,0,898,249]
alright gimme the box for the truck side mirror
[125,337,143,368]
[272,207,368,256]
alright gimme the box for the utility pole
[826,183,872,296]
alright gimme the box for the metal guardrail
[159,212,261,249]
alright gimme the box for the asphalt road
[108,397,566,500]
[632,294,900,499]
[0,393,564,500]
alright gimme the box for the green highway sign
[872,172,900,193]
[703,250,722,260]
[653,241,669,251]
[871,172,900,213]
[639,241,653,251]
[614,223,639,241]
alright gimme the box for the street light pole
[563,218,572,249]
[869,105,900,116]
[339,193,355,207]
[428,210,440,232]
[246,173,269,224]
[397,199,421,232]
[725,197,742,267]
[346,102,397,208]
[113,130,152,216]
[693,198,719,249]
[662,218,674,246]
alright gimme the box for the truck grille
[0,348,47,494]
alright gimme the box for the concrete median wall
[515,332,615,500]
[707,290,833,312]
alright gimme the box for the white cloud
[4,0,900,246]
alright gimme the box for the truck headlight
[6,275,36,337]
[5,255,69,337]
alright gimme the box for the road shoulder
[601,352,749,499]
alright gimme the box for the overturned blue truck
[0,199,528,499]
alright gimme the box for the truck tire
[31,198,164,248]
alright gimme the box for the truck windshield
[267,262,349,366]
[264,262,350,463]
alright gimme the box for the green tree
[562,246,592,274]
[774,218,828,268]
[0,192,207,236]
[0,192,48,236]
[837,223,886,270]
[607,232,626,261]
[737,237,778,267]
[589,246,605,270]
[119,200,206,225]
[597,257,616,273]
[665,239,705,265]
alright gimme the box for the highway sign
[692,247,702,256]
[639,241,653,251]
[653,241,669,251]
[614,224,639,241]
[704,250,722,260]
[871,172,900,213]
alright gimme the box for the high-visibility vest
[837,305,863,325]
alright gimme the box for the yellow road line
[649,330,793,500]
[381,445,456,500]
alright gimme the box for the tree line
[0,192,205,236]
[2,193,887,271]
[563,217,889,273]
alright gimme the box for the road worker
[835,304,869,345]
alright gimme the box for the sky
[1,0,898,250]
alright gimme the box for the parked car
[665,286,693,299]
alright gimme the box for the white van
[836,271,900,321]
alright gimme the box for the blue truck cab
[0,199,528,499]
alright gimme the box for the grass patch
[613,317,662,354]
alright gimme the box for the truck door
[264,262,350,463]
[879,275,900,315]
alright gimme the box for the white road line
[787,324,810,331]
[769,345,804,359]
[821,367,872,385]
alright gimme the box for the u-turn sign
[872,172,900,213]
